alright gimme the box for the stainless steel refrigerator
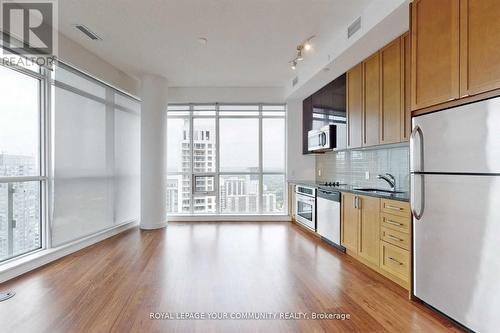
[411,97,500,333]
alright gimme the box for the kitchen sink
[353,188,405,195]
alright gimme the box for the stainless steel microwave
[308,125,337,152]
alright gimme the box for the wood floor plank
[0,222,464,333]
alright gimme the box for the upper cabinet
[363,52,381,147]
[302,96,313,155]
[410,0,460,111]
[346,33,410,149]
[347,64,363,149]
[401,33,411,141]
[460,0,500,97]
[380,37,404,144]
[302,75,346,155]
[411,0,500,112]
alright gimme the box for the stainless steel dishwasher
[316,189,345,252]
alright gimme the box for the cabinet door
[341,193,358,253]
[302,96,313,155]
[363,52,380,147]
[380,38,403,144]
[347,64,363,149]
[460,0,500,96]
[401,32,411,141]
[411,0,460,110]
[358,196,380,267]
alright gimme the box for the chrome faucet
[377,173,396,192]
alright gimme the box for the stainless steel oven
[294,185,316,231]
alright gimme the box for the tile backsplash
[316,144,410,192]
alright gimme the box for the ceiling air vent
[74,25,102,41]
[292,76,299,87]
[347,17,362,39]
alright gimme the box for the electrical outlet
[318,169,322,177]
[365,171,370,180]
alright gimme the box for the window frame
[167,103,287,216]
[0,62,48,262]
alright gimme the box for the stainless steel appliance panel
[411,98,500,174]
[316,189,342,247]
[413,174,500,333]
[295,193,316,231]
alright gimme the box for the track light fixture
[289,36,315,70]
[296,46,304,61]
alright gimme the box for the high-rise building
[166,120,216,214]
[0,154,40,261]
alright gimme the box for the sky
[166,115,285,173]
[0,65,39,158]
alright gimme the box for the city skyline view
[167,104,286,215]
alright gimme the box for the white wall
[285,0,409,100]
[286,99,315,181]
[58,33,140,96]
[168,87,284,104]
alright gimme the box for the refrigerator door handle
[411,174,425,220]
[410,125,424,173]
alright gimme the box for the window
[220,118,259,173]
[0,65,43,262]
[51,64,140,246]
[167,104,286,215]
[0,52,141,264]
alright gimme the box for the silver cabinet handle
[385,219,403,226]
[388,257,403,265]
[353,196,357,209]
[385,205,402,211]
[353,196,360,209]
[388,235,403,242]
[411,173,425,220]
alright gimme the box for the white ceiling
[58,0,373,87]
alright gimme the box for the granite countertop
[288,180,409,202]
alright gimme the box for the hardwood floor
[0,222,463,333]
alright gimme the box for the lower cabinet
[358,196,380,267]
[341,193,359,252]
[341,194,412,291]
[380,241,410,286]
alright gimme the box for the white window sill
[167,214,292,222]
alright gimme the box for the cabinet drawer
[380,241,410,283]
[381,213,410,234]
[381,199,410,218]
[381,226,410,250]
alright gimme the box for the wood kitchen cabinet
[363,53,381,147]
[410,0,460,111]
[380,37,404,144]
[347,33,409,148]
[342,194,411,291]
[460,0,500,97]
[411,0,500,112]
[401,32,411,141]
[347,63,363,149]
[379,199,411,290]
[358,196,381,267]
[341,193,358,253]
[341,193,381,269]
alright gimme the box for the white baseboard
[168,215,292,222]
[0,221,138,284]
